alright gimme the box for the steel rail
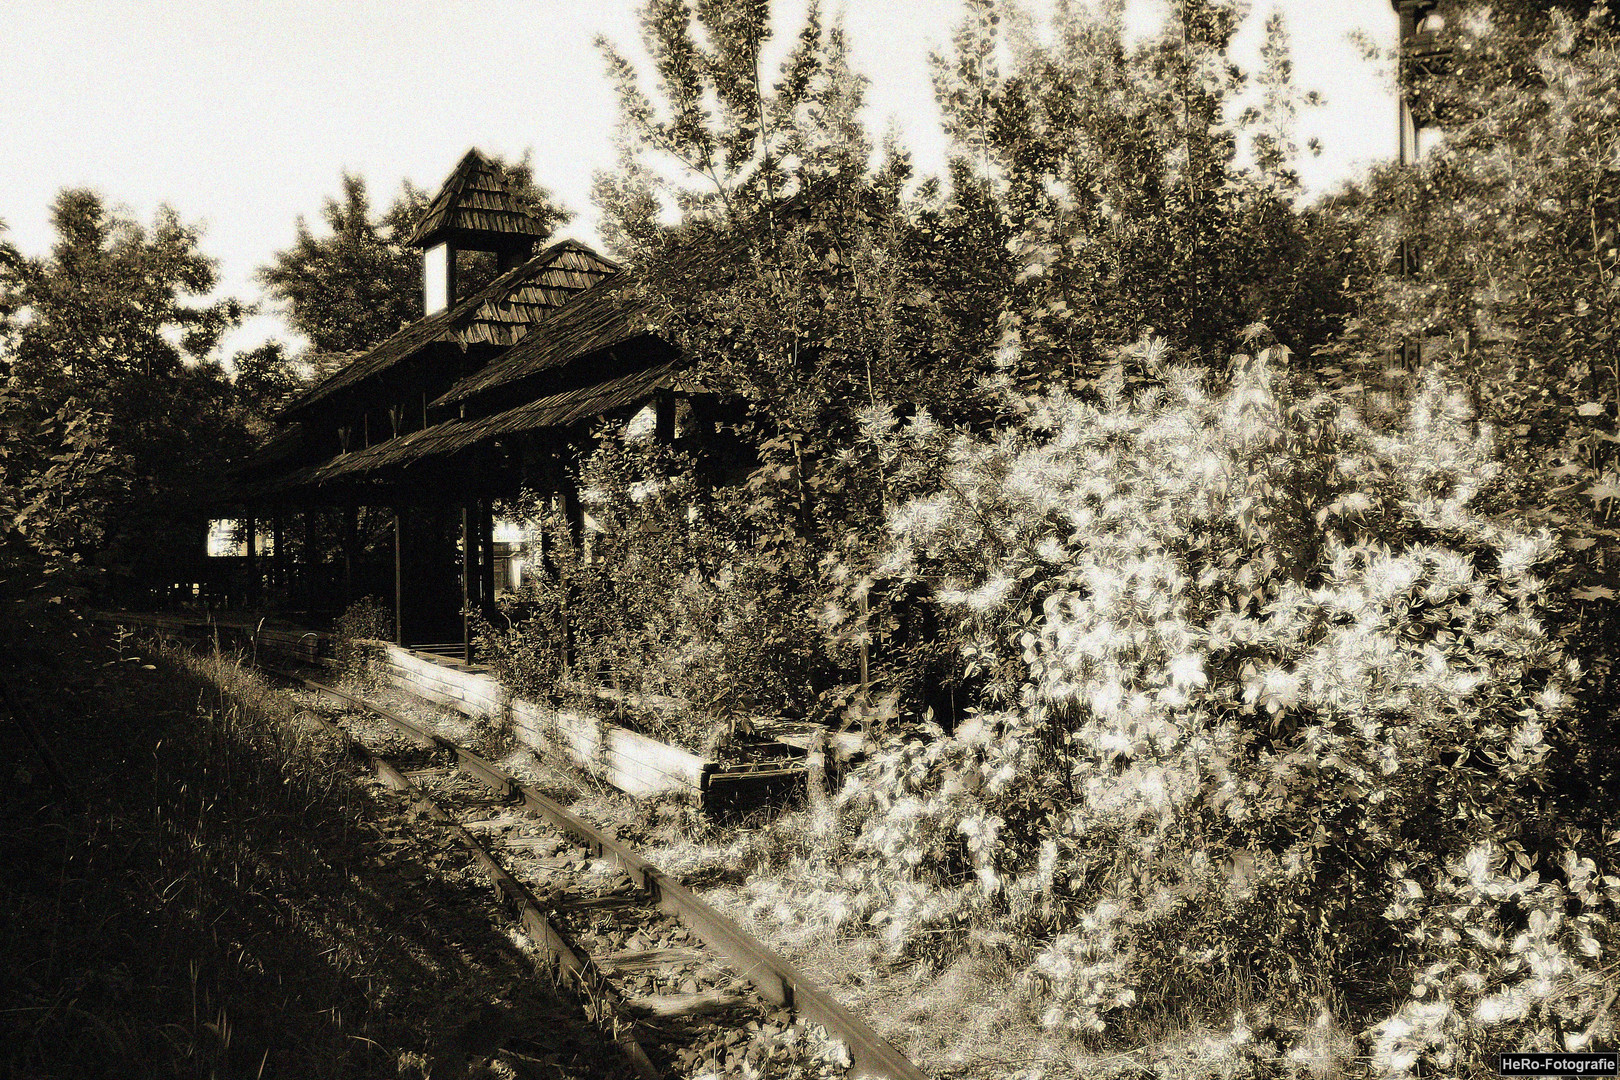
[271,667,929,1080]
[292,688,661,1080]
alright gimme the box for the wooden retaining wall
[365,641,712,801]
[96,613,799,808]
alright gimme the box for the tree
[257,175,429,364]
[595,0,987,443]
[0,219,18,348]
[1329,3,1620,442]
[0,190,253,596]
[1320,2,1620,816]
[599,2,942,442]
[582,0,1002,723]
[593,0,868,252]
[927,0,1351,390]
[5,190,242,392]
[229,340,305,416]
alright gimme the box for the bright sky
[0,0,1399,357]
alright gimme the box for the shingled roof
[432,271,654,410]
[277,239,619,419]
[457,240,618,346]
[271,360,681,489]
[405,148,554,249]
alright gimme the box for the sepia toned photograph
[1,2,1616,1078]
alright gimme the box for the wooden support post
[479,500,496,622]
[272,515,285,607]
[562,481,583,550]
[655,392,676,444]
[302,511,317,609]
[462,503,476,665]
[341,504,358,606]
[393,508,404,646]
[538,494,557,577]
[245,514,257,609]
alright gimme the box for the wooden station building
[230,149,692,659]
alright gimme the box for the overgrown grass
[0,632,390,1076]
[0,627,623,1079]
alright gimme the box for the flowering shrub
[1369,840,1619,1078]
[793,348,1586,1035]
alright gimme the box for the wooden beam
[462,503,476,665]
[302,511,316,609]
[562,480,583,549]
[341,504,358,606]
[272,515,285,605]
[245,514,257,609]
[479,500,496,622]
[394,508,404,646]
[655,391,676,444]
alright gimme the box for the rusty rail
[272,667,929,1080]
[291,683,661,1080]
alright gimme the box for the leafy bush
[748,347,1596,1039]
[1321,4,1620,819]
[333,596,391,688]
[1370,841,1619,1078]
[475,436,841,754]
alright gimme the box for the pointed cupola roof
[405,148,553,251]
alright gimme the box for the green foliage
[1371,840,1619,1077]
[596,0,977,445]
[594,0,869,251]
[476,432,840,753]
[229,340,305,415]
[0,190,255,598]
[257,174,430,363]
[1330,5,1620,433]
[3,190,243,392]
[588,0,999,751]
[334,596,392,687]
[928,0,1351,385]
[735,348,1592,1041]
[1325,0,1620,816]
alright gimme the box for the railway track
[263,664,928,1080]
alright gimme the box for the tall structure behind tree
[227,148,687,660]
[1392,1,1451,367]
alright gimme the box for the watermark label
[1498,1054,1617,1076]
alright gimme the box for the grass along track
[3,626,642,1080]
[264,664,929,1080]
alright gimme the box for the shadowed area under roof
[267,360,681,490]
